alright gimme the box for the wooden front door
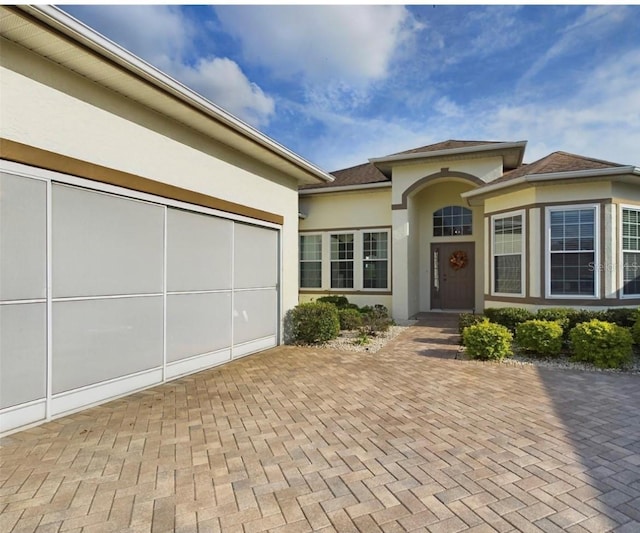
[431,242,475,310]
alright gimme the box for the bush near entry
[569,319,633,369]
[515,319,563,357]
[462,319,513,361]
[338,308,363,331]
[484,307,535,333]
[290,302,340,344]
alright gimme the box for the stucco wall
[1,39,302,318]
[299,188,392,230]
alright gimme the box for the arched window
[433,206,472,236]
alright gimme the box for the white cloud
[214,5,418,85]
[64,5,275,128]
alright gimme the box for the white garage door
[0,165,280,434]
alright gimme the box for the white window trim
[491,209,526,298]
[619,204,640,298]
[544,203,600,300]
[299,228,391,292]
[299,233,323,289]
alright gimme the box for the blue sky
[61,4,640,172]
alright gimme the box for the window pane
[434,206,472,237]
[364,232,388,259]
[300,235,322,261]
[331,261,354,288]
[494,255,521,294]
[623,251,640,295]
[331,234,353,260]
[300,262,322,288]
[550,251,595,295]
[363,261,388,289]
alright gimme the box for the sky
[60,4,640,172]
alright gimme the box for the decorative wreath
[449,250,468,271]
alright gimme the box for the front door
[431,242,475,310]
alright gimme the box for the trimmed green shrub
[290,302,340,344]
[484,307,535,333]
[316,295,350,309]
[632,318,640,345]
[339,308,363,330]
[569,319,633,369]
[463,319,513,361]
[604,308,640,328]
[458,313,485,336]
[535,308,572,332]
[515,320,563,357]
[360,304,394,334]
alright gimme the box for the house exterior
[299,141,640,321]
[0,6,331,435]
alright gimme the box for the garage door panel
[0,303,46,409]
[234,224,278,289]
[233,289,277,346]
[52,296,163,394]
[167,209,233,292]
[166,292,232,362]
[52,184,164,298]
[0,173,46,301]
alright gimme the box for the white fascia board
[299,182,392,195]
[369,141,528,165]
[462,166,639,199]
[18,5,333,185]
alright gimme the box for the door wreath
[449,250,468,270]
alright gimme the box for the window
[622,207,640,296]
[299,235,322,288]
[331,233,354,288]
[492,212,524,295]
[299,229,390,291]
[433,206,472,236]
[363,232,388,289]
[547,205,598,297]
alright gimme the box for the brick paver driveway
[2,314,640,532]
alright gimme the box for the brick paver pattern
[2,314,640,532]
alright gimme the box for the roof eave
[462,166,640,200]
[299,181,392,195]
[13,5,333,186]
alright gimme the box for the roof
[490,151,627,185]
[0,5,333,186]
[300,139,526,192]
[300,162,389,191]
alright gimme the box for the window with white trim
[299,234,322,288]
[547,205,598,297]
[330,233,354,289]
[298,229,391,291]
[622,207,640,296]
[492,212,524,295]
[363,232,388,289]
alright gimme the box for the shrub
[569,319,633,369]
[535,308,572,332]
[339,308,363,330]
[458,313,485,336]
[462,319,513,361]
[316,295,350,309]
[484,307,535,333]
[515,320,563,357]
[632,318,640,345]
[290,302,340,344]
[360,304,394,334]
[604,308,640,328]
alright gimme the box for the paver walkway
[2,314,640,532]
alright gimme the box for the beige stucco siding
[391,156,504,205]
[299,188,392,230]
[1,39,301,316]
